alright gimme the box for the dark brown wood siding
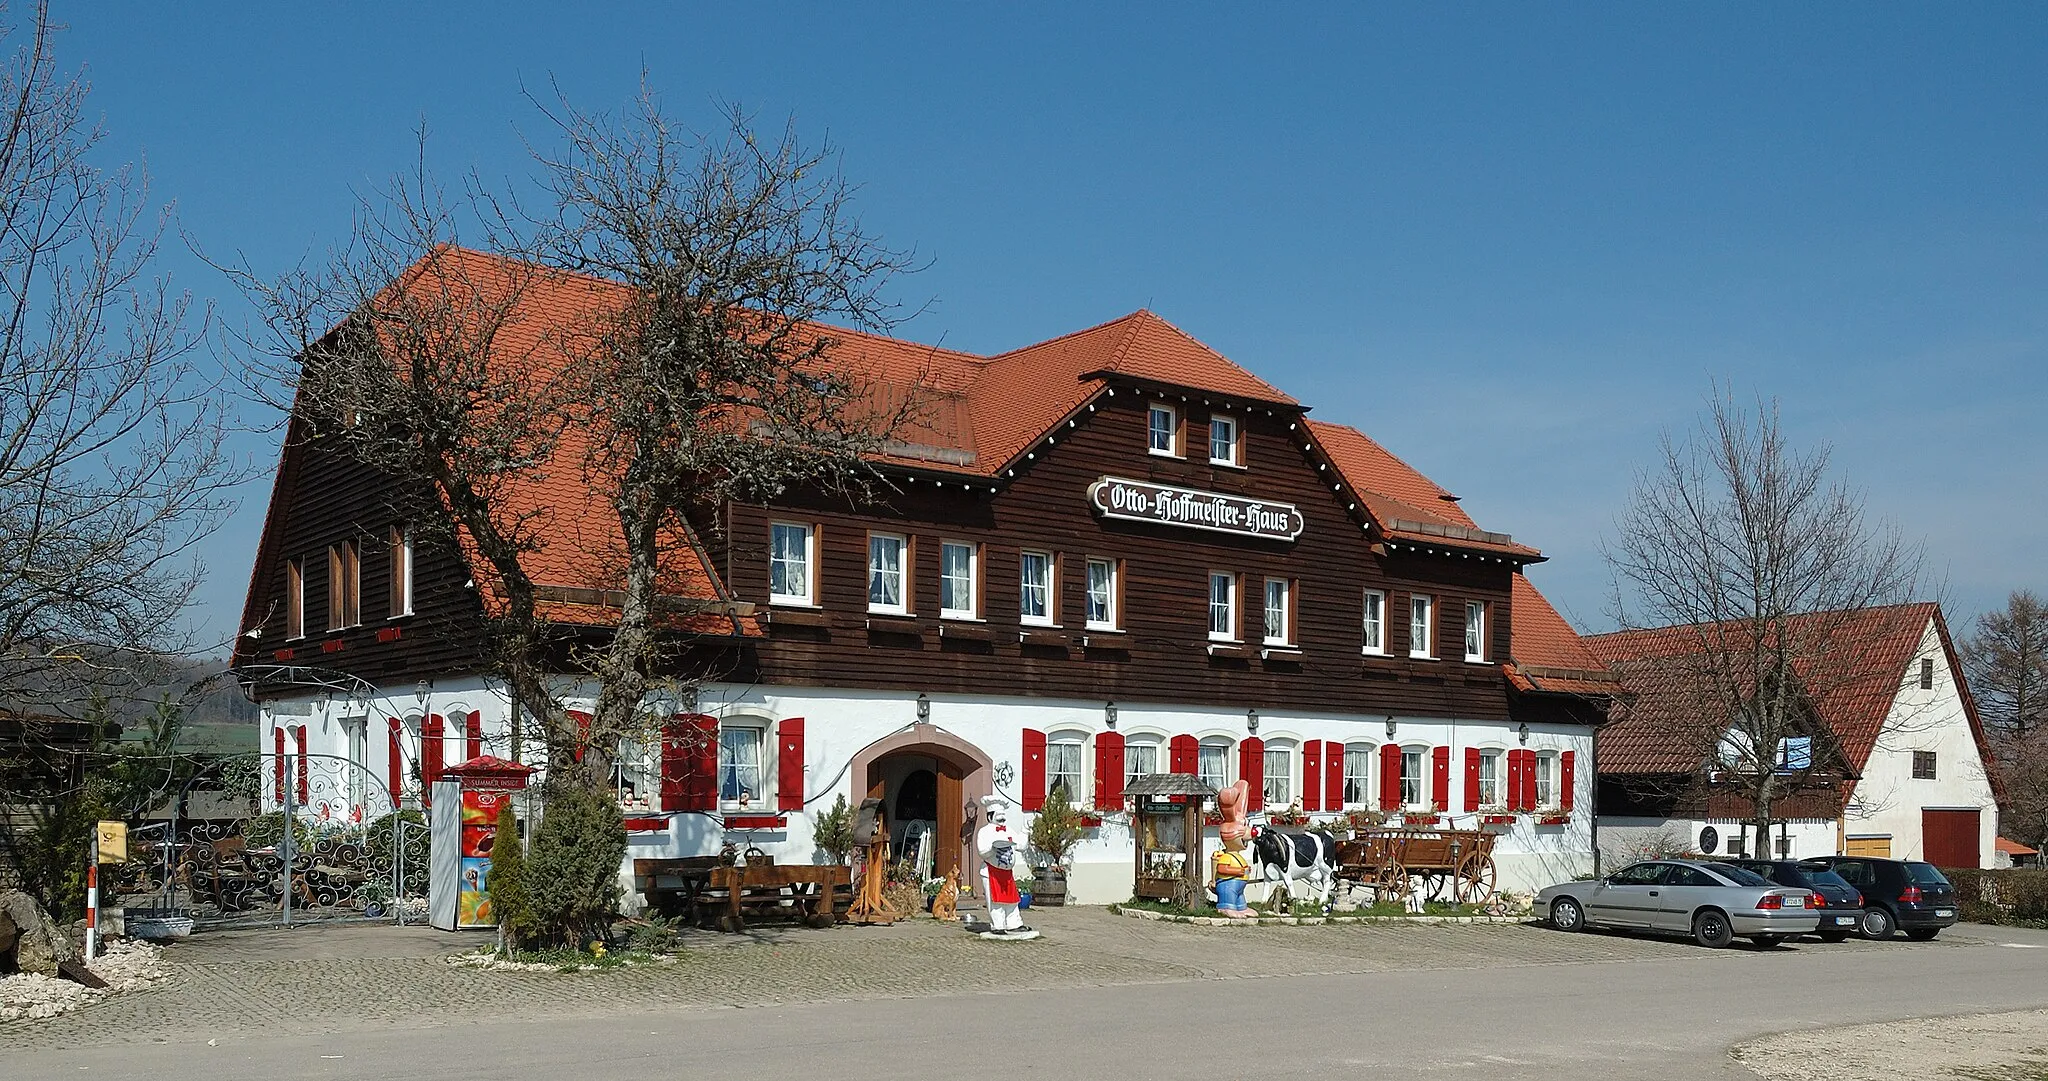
[719,395,1526,719]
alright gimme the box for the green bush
[812,793,854,864]
[524,784,627,948]
[487,803,535,948]
[1027,783,1087,871]
[1942,868,2048,927]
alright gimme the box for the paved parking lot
[3,911,2045,1078]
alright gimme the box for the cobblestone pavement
[0,908,1982,1052]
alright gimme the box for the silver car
[1535,860,1820,948]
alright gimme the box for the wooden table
[706,865,852,932]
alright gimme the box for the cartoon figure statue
[1212,780,1255,918]
[976,795,1038,939]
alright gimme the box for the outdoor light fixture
[1385,716,1397,740]
[1246,708,1260,734]
[1105,701,1118,729]
[1518,722,1530,745]
[916,692,930,721]
[415,680,431,703]
[680,685,699,712]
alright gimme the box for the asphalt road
[12,923,2048,1080]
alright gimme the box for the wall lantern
[916,692,931,722]
[1246,708,1260,734]
[1105,701,1118,729]
[1385,716,1397,740]
[1518,722,1530,745]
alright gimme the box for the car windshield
[1808,869,1855,892]
[1702,863,1773,887]
[1904,862,1950,885]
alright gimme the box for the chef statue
[1211,780,1255,918]
[976,794,1038,939]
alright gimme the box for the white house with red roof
[237,249,1624,908]
[1587,604,2000,869]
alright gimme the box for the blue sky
[57,4,2047,649]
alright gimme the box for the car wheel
[1692,909,1735,949]
[1905,928,1940,942]
[1860,907,1896,940]
[1549,897,1585,932]
[1817,932,1849,943]
[1751,934,1784,949]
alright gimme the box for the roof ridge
[983,309,1148,362]
[1305,419,1459,503]
[1585,602,1939,645]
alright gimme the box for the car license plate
[1834,916,1857,926]
[1935,909,1953,918]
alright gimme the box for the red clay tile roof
[1305,420,1542,560]
[1506,574,1620,696]
[1998,836,2039,858]
[1583,604,1972,777]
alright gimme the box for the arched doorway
[851,724,994,886]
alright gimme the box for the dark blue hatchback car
[1722,859,1864,941]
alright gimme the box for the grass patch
[1111,897,1492,920]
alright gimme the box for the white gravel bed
[0,940,168,1023]
[1735,1008,2048,1080]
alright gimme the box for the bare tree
[1606,391,1925,852]
[232,93,924,791]
[0,1,236,721]
[1963,591,2048,849]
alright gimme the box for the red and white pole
[85,835,99,962]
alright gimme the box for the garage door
[1846,835,1892,858]
[1921,809,1981,869]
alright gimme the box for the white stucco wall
[259,680,1598,905]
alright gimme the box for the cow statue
[1249,825,1337,913]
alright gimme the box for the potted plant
[1016,871,1036,910]
[1477,806,1515,827]
[1345,808,1389,834]
[1402,809,1441,827]
[1027,783,1086,906]
[813,793,856,866]
[1265,805,1310,829]
[1535,810,1571,826]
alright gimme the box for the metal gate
[115,750,432,930]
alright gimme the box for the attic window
[1148,403,1180,457]
[1912,751,1936,780]
[1919,658,1934,690]
[1208,413,1241,466]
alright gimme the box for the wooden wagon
[1334,826,1498,905]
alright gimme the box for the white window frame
[1125,739,1160,788]
[1047,733,1086,803]
[613,728,658,811]
[1019,550,1055,626]
[1464,601,1486,663]
[1361,589,1385,655]
[1147,402,1180,457]
[1197,740,1230,792]
[1342,743,1374,807]
[769,522,816,606]
[939,540,978,620]
[867,532,909,615]
[1085,557,1119,631]
[1409,594,1434,659]
[718,722,769,811]
[1263,577,1292,646]
[1400,747,1427,810]
[1534,751,1558,811]
[1477,748,1504,809]
[1208,572,1238,642]
[1208,413,1241,467]
[1262,743,1293,808]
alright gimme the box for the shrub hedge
[1941,867,2048,927]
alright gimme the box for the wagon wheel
[1454,851,1498,906]
[1370,858,1409,905]
[1416,869,1452,904]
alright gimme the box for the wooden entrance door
[1921,809,1981,868]
[936,761,964,878]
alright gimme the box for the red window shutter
[1302,740,1323,812]
[1169,734,1199,775]
[387,718,403,810]
[465,712,483,763]
[1021,729,1047,812]
[1326,746,1344,809]
[1379,744,1402,810]
[1432,745,1451,810]
[1514,750,1535,812]
[1560,749,1576,812]
[294,725,310,806]
[273,725,287,804]
[1239,736,1264,811]
[1504,750,1520,811]
[1094,731,1125,811]
[1464,747,1482,812]
[692,714,719,811]
[572,709,592,763]
[777,718,806,812]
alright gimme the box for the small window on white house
[1125,740,1160,788]
[1362,589,1385,654]
[1919,658,1934,690]
[1148,403,1179,456]
[1342,744,1374,806]
[867,533,908,614]
[1464,601,1486,662]
[1020,551,1055,625]
[1263,744,1293,808]
[1208,414,1240,466]
[718,724,767,810]
[1047,734,1086,801]
[940,541,978,619]
[1912,750,1937,780]
[1534,753,1558,810]
[1197,741,1230,792]
[1086,558,1119,630]
[1209,572,1238,641]
[769,523,815,605]
[1409,594,1434,658]
[1478,749,1504,808]
[1263,578,1293,646]
[613,731,658,811]
[1400,748,1426,809]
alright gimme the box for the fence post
[280,752,294,929]
[85,833,99,962]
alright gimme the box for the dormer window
[1148,403,1180,457]
[1208,414,1240,466]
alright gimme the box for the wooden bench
[632,856,723,921]
[705,865,852,932]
